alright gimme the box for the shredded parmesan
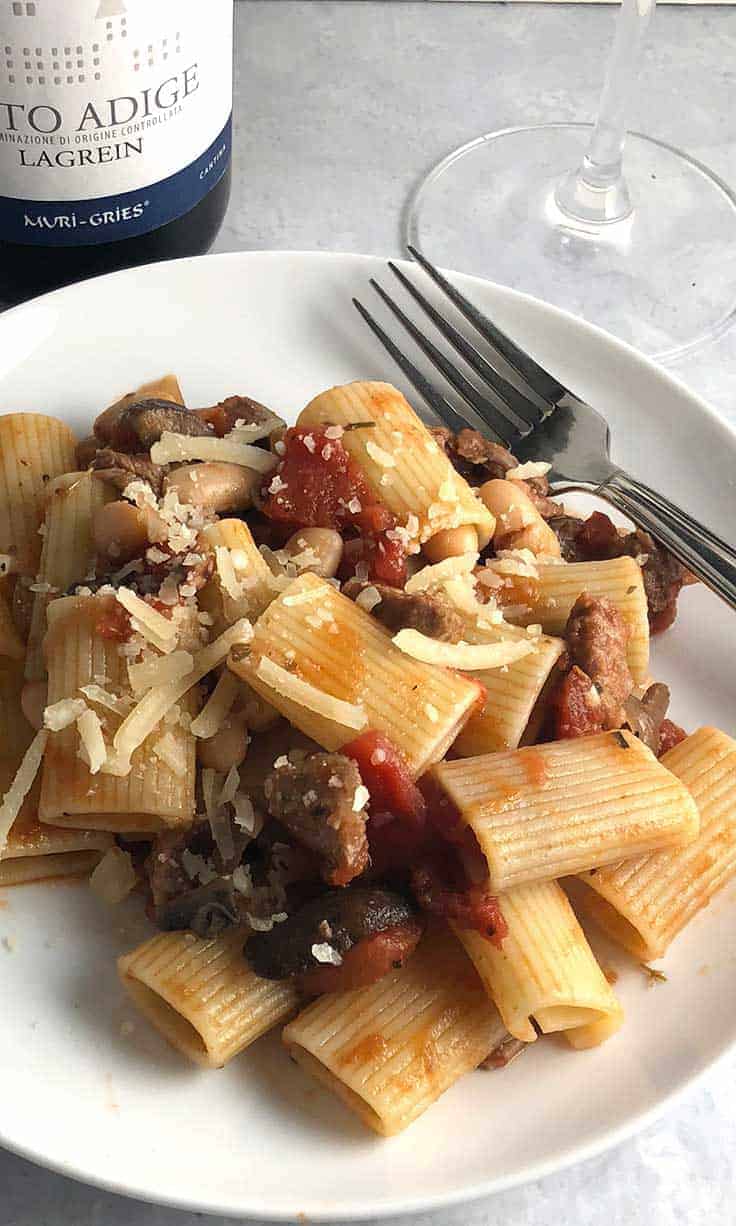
[104,619,253,776]
[89,846,137,905]
[233,792,261,836]
[79,684,132,716]
[311,942,343,966]
[116,587,178,653]
[0,731,48,853]
[255,656,367,730]
[190,670,239,738]
[224,413,283,445]
[392,628,535,671]
[150,431,278,474]
[352,784,370,812]
[365,439,396,468]
[43,697,88,731]
[405,552,479,594]
[128,649,194,695]
[77,708,106,774]
[219,764,241,807]
[355,585,382,612]
[505,461,552,480]
[152,730,189,776]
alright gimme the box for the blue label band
[0,115,231,247]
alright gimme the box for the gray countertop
[3,2,736,1223]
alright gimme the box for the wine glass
[406,0,736,362]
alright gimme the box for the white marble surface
[3,2,736,1223]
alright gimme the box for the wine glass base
[406,124,736,362]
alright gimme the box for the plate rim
[1,247,735,1220]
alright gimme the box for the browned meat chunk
[91,449,165,494]
[108,399,213,452]
[658,718,687,757]
[343,578,463,641]
[264,752,369,886]
[565,593,633,727]
[195,394,277,437]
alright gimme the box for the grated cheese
[128,649,194,695]
[219,763,241,808]
[233,792,262,836]
[224,413,283,445]
[77,708,107,774]
[365,439,396,468]
[0,731,48,854]
[392,628,535,671]
[43,697,88,732]
[311,942,343,966]
[89,846,137,905]
[152,730,189,776]
[150,431,278,474]
[79,684,132,716]
[255,656,367,730]
[405,552,479,594]
[103,619,253,776]
[355,585,382,612]
[190,670,239,738]
[116,587,179,654]
[352,784,370,812]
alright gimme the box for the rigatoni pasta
[25,471,114,683]
[453,881,621,1044]
[0,412,77,575]
[229,572,484,776]
[283,924,506,1136]
[39,594,196,832]
[298,381,494,549]
[118,928,300,1068]
[571,727,736,961]
[431,732,699,891]
[502,557,650,683]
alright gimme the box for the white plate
[0,251,735,1221]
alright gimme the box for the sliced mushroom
[246,886,418,980]
[164,461,259,513]
[94,375,184,445]
[157,878,241,938]
[91,449,165,495]
[75,435,100,468]
[118,400,213,451]
[623,682,671,752]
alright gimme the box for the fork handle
[594,468,736,611]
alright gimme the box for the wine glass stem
[555,0,656,226]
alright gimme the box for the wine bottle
[0,0,233,306]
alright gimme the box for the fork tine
[369,278,517,447]
[352,297,473,436]
[407,245,566,406]
[387,260,545,432]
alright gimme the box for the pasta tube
[39,594,196,833]
[503,556,649,683]
[282,923,505,1136]
[229,572,484,777]
[297,381,494,549]
[199,518,277,629]
[0,413,77,575]
[25,471,113,682]
[118,928,300,1068]
[571,726,736,961]
[453,880,621,1043]
[431,731,699,891]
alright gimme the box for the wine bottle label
[0,1,232,246]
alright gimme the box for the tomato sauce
[95,601,131,643]
[550,665,605,740]
[261,427,408,587]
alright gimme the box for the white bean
[164,462,259,514]
[197,718,249,773]
[283,527,344,579]
[423,524,479,564]
[93,500,150,563]
[479,479,560,558]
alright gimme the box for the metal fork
[354,247,736,611]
